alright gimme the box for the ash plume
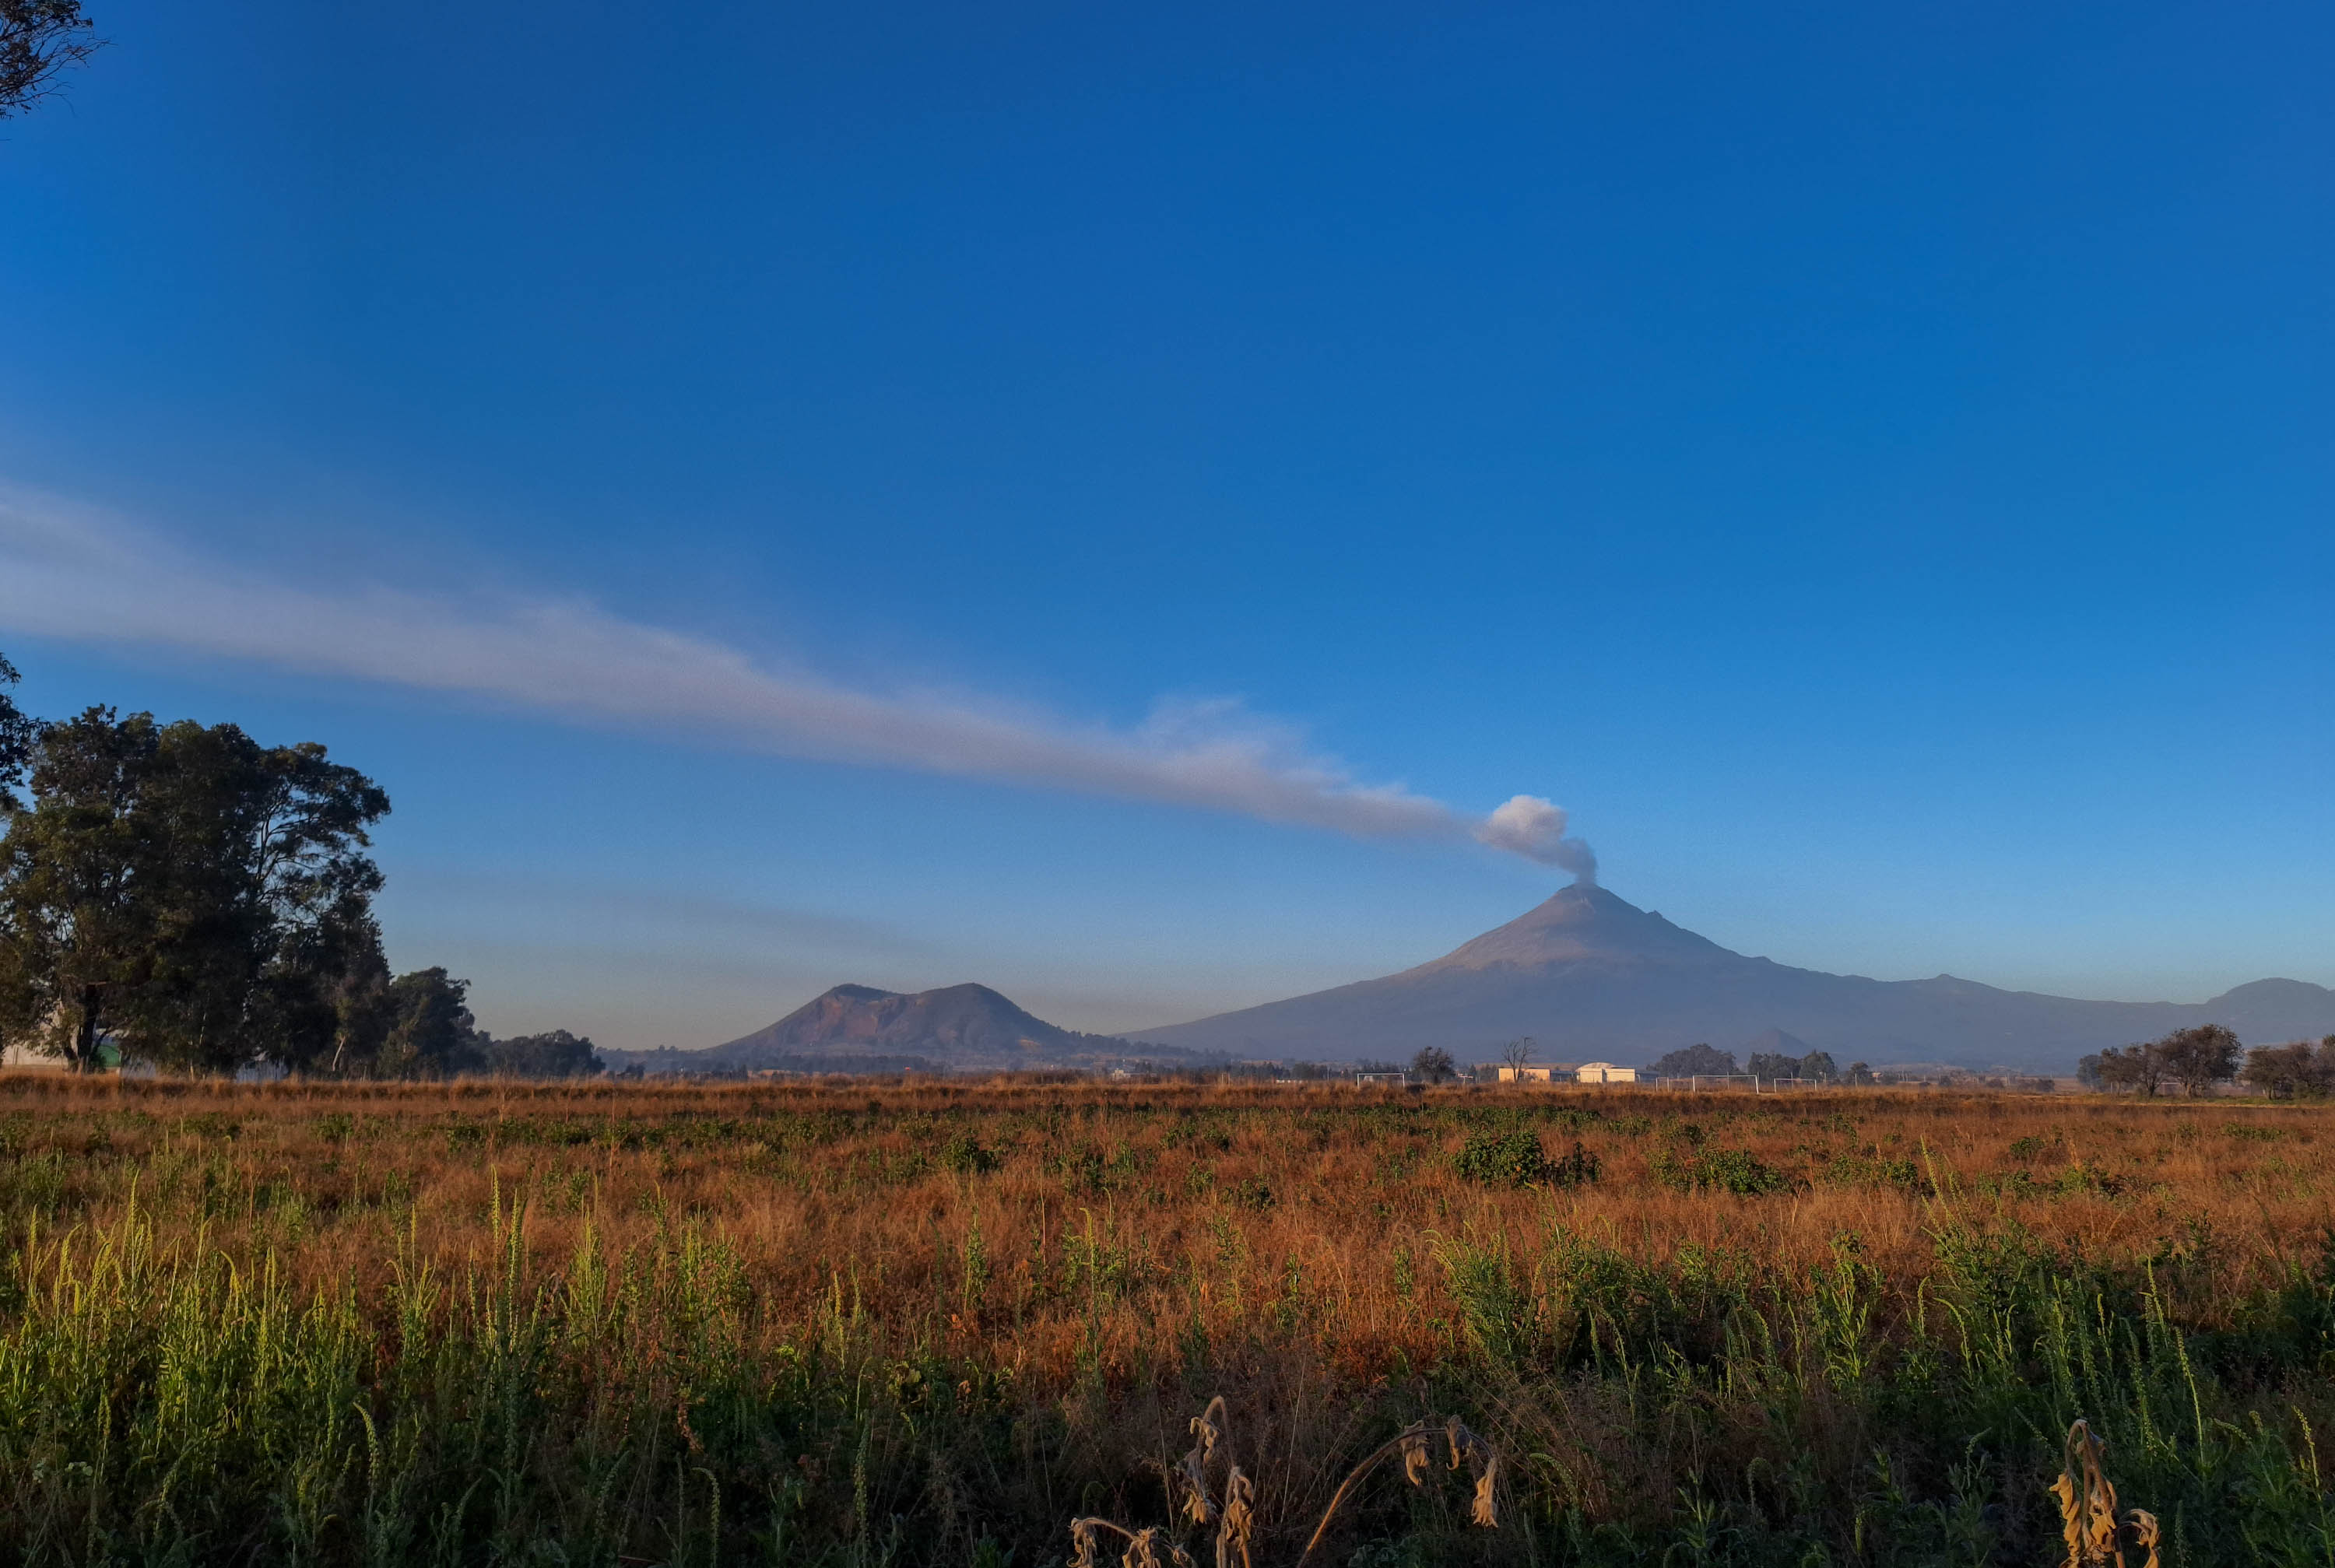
[1473,794,1598,883]
[0,489,1592,872]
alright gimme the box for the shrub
[1453,1131,1600,1188]
[1231,1175,1276,1210]
[1653,1144,1789,1195]
[939,1131,999,1174]
[1549,1139,1600,1187]
[1048,1145,1108,1191]
[1455,1129,1547,1186]
[1824,1150,1923,1191]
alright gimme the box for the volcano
[1133,885,2335,1070]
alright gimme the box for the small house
[1575,1061,1640,1085]
[1496,1063,1582,1084]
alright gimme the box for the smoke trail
[0,489,1594,872]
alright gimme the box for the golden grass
[11,1071,2335,1565]
[3,1071,2329,1384]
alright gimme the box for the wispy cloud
[0,489,1593,872]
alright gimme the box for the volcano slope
[1136,883,2335,1069]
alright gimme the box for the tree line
[1649,1041,1872,1083]
[2081,1025,2335,1099]
[0,654,597,1077]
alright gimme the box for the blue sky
[1,0,2328,1048]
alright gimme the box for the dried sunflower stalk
[1073,1398,1505,1568]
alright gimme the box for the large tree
[2095,1026,2244,1099]
[2157,1023,2243,1097]
[372,966,486,1079]
[0,708,160,1069]
[233,736,393,1073]
[2094,1041,2167,1096]
[2241,1039,2335,1100]
[484,1028,602,1079]
[1,0,101,119]
[0,706,390,1073]
[1652,1043,1737,1078]
[0,652,34,811]
[1410,1045,1458,1084]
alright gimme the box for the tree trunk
[72,983,101,1072]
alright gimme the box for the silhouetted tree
[483,1028,602,1079]
[0,706,388,1073]
[2158,1024,2242,1096]
[372,967,485,1078]
[133,721,388,1073]
[1843,1060,1875,1086]
[1499,1037,1536,1074]
[1410,1046,1457,1084]
[1799,1050,1838,1082]
[0,651,34,812]
[0,708,158,1070]
[1652,1043,1737,1078]
[2095,1041,2172,1096]
[2242,1037,2335,1100]
[2,1,103,119]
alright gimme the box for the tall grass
[1,1074,2332,1563]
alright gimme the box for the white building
[1575,1061,1641,1084]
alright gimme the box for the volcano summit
[1136,885,2335,1070]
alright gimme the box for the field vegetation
[4,1074,2335,1566]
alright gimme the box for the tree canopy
[2242,1037,2335,1100]
[0,651,33,812]
[2092,1024,2244,1097]
[1652,1043,1737,1078]
[1,0,101,119]
[1410,1046,1458,1083]
[0,654,597,1079]
[0,707,391,1072]
[1747,1047,1839,1082]
[484,1028,602,1079]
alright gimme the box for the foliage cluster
[1652,1041,1863,1082]
[0,0,100,120]
[2240,1037,2335,1100]
[0,660,596,1078]
[1747,1047,1837,1081]
[1452,1128,1599,1188]
[1410,1045,1459,1083]
[1649,1139,1791,1194]
[2084,1025,2249,1097]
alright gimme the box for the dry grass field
[5,1072,2335,1566]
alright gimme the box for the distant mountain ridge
[1137,884,2335,1070]
[608,982,1203,1075]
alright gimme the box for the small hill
[1741,1027,1815,1059]
[608,983,1206,1075]
[716,982,1093,1067]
